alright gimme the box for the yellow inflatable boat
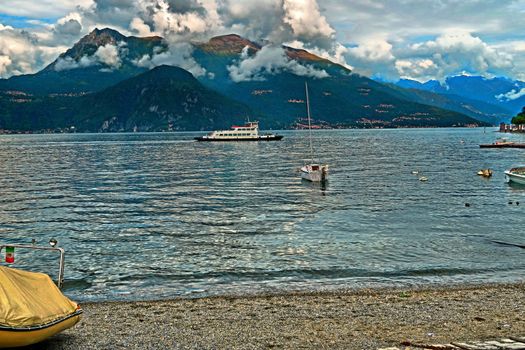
[0,266,83,348]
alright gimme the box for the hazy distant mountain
[391,81,511,124]
[396,75,525,121]
[397,79,443,91]
[0,28,489,132]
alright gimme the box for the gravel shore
[31,283,525,349]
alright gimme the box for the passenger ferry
[194,122,283,141]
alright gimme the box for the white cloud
[94,43,122,68]
[395,59,439,82]
[130,17,154,37]
[0,0,343,79]
[323,0,525,81]
[0,0,93,18]
[496,88,525,101]
[227,45,329,82]
[348,40,394,62]
[2,0,525,82]
[54,42,126,71]
[128,0,223,42]
[54,55,96,71]
[0,26,59,77]
[132,42,207,77]
[49,13,84,45]
[282,0,335,47]
[285,40,352,70]
[0,24,14,31]
[0,55,13,76]
[342,39,396,78]
[392,32,514,81]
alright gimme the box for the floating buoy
[465,203,470,207]
[477,169,493,177]
[419,176,428,182]
[411,170,419,175]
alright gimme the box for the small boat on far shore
[194,122,283,142]
[505,167,525,185]
[480,138,525,148]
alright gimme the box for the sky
[1,0,525,82]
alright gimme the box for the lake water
[1,128,524,301]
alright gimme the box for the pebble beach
[31,283,525,350]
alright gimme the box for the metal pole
[0,244,66,289]
[305,82,315,164]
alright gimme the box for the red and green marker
[5,246,14,263]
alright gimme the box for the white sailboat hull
[300,82,329,183]
[301,165,328,182]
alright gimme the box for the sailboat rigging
[300,82,328,182]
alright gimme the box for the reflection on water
[0,129,525,301]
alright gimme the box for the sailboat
[300,82,328,182]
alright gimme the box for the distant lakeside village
[0,123,486,135]
[0,120,521,135]
[500,123,525,133]
[500,107,525,133]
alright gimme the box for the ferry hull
[195,135,283,142]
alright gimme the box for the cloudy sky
[1,0,524,82]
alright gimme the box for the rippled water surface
[1,128,525,301]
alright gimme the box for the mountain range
[0,28,501,132]
[396,76,525,122]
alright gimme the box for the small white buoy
[411,170,419,175]
[419,176,428,182]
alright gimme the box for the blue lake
[1,128,524,301]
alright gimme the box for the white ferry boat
[194,122,283,141]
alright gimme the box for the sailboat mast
[305,82,314,163]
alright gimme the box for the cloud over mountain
[398,32,514,82]
[1,0,525,83]
[227,45,329,82]
[133,41,207,78]
[497,88,525,101]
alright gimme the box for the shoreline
[41,282,524,349]
[0,125,495,135]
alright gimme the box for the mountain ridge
[396,75,525,120]
[0,28,490,131]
